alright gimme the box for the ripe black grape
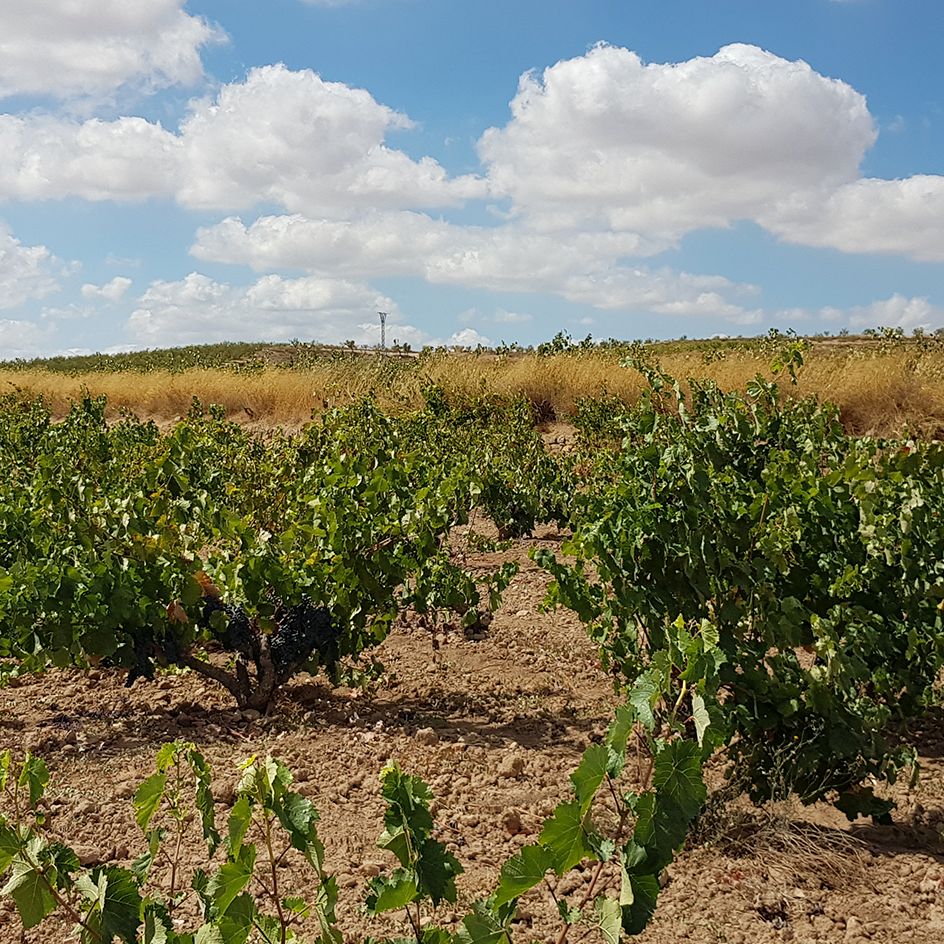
[270,600,337,675]
[125,632,155,687]
[198,597,253,651]
[159,630,183,666]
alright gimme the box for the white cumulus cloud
[126,272,417,347]
[0,114,183,201]
[177,65,483,212]
[0,65,480,213]
[0,0,225,102]
[478,43,876,239]
[823,294,944,332]
[447,328,492,348]
[192,210,761,321]
[81,276,133,301]
[761,176,944,262]
[0,225,62,309]
[0,318,54,359]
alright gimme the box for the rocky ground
[0,525,942,943]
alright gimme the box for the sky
[2,1,944,357]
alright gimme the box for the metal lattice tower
[378,311,387,350]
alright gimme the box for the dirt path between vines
[1,525,942,943]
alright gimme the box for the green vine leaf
[539,801,592,875]
[133,773,167,833]
[570,743,609,813]
[595,895,621,944]
[2,841,57,929]
[493,843,554,907]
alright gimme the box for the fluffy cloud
[0,65,480,212]
[0,318,54,359]
[448,328,492,348]
[192,211,651,278]
[177,65,483,212]
[126,272,412,347]
[0,226,62,309]
[192,211,760,319]
[2,39,941,337]
[0,114,183,201]
[761,176,944,262]
[559,267,760,321]
[3,44,940,270]
[822,294,944,332]
[81,276,133,301]
[478,43,876,239]
[0,0,224,101]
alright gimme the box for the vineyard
[0,341,943,943]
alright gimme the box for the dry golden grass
[5,340,944,436]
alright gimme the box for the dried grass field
[4,335,944,437]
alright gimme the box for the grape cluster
[198,597,253,651]
[125,633,155,687]
[198,593,338,675]
[270,600,337,674]
[159,630,183,666]
[490,497,534,539]
[124,628,187,687]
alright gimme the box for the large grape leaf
[2,851,57,929]
[493,844,554,908]
[539,801,592,875]
[570,743,609,813]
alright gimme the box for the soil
[1,524,943,944]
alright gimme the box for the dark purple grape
[125,632,155,687]
[270,600,336,676]
[199,597,253,651]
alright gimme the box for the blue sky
[2,0,944,357]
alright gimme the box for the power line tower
[378,311,387,350]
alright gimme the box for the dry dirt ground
[1,525,942,943]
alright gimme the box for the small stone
[361,861,383,877]
[74,844,103,867]
[416,727,439,747]
[498,755,526,779]
[75,800,97,816]
[501,809,522,835]
[241,709,262,722]
[114,843,130,861]
[24,731,48,753]
[216,780,237,805]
